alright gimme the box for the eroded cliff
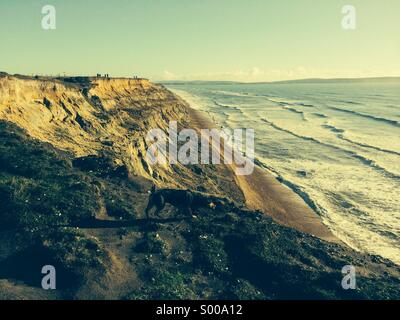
[0,75,238,195]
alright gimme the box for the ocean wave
[169,88,211,110]
[265,98,294,106]
[322,124,344,133]
[210,90,253,98]
[335,100,364,105]
[265,97,318,109]
[338,134,400,156]
[322,123,400,156]
[261,117,400,180]
[329,106,400,127]
[254,158,281,176]
[313,113,328,118]
[227,93,320,109]
[212,100,242,112]
[298,103,317,108]
[255,158,326,215]
[281,106,308,121]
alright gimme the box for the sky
[0,0,399,82]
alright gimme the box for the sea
[165,80,400,265]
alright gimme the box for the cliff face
[0,77,172,177]
[0,75,236,194]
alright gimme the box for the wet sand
[187,107,340,244]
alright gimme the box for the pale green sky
[1,0,399,81]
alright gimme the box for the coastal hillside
[0,74,398,299]
[0,74,239,195]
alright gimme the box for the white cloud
[162,70,179,80]
[158,67,393,82]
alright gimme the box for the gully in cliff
[145,121,255,176]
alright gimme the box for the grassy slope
[0,120,398,299]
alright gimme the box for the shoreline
[185,105,341,244]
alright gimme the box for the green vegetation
[126,268,196,300]
[135,232,170,255]
[0,228,106,292]
[0,121,100,230]
[0,121,109,294]
[126,206,400,300]
[193,235,228,274]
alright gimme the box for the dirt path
[75,227,141,299]
[187,107,340,244]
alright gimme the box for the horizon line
[2,71,400,84]
[158,76,400,84]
